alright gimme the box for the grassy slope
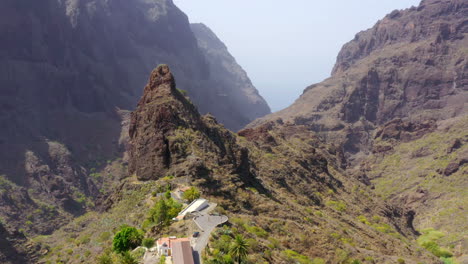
[367,116,468,258]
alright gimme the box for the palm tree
[229,234,249,264]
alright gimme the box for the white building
[156,237,190,256]
[178,198,208,217]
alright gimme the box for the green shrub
[147,197,182,229]
[90,173,102,180]
[421,241,453,258]
[142,238,155,248]
[74,191,87,205]
[245,225,268,239]
[282,249,312,264]
[417,228,454,259]
[182,187,201,202]
[312,258,326,264]
[211,234,233,254]
[417,228,445,245]
[326,200,347,212]
[112,226,143,254]
[440,257,456,264]
[119,251,138,264]
[397,259,405,264]
[357,215,370,225]
[373,223,393,234]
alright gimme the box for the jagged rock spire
[128,65,202,180]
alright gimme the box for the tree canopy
[230,234,249,264]
[112,226,143,254]
[182,187,201,202]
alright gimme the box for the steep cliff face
[0,0,269,236]
[250,0,467,157]
[128,64,205,181]
[190,23,271,130]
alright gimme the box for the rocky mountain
[1,0,465,263]
[38,65,438,263]
[190,23,271,130]
[0,0,269,240]
[250,0,467,160]
[247,0,467,261]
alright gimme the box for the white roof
[179,199,208,216]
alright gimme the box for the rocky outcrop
[128,65,203,180]
[374,118,437,142]
[128,65,254,182]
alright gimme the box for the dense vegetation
[112,226,143,253]
[417,229,456,264]
[143,195,182,232]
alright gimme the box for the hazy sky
[173,0,421,111]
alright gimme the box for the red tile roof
[157,237,190,249]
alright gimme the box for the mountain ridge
[248,0,467,159]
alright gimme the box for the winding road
[192,213,228,264]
